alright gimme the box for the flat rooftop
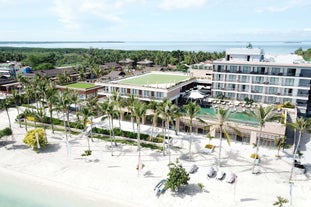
[114,72,190,89]
[66,83,96,89]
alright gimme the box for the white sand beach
[0,108,310,207]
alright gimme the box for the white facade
[212,49,311,115]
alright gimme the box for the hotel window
[267,96,276,103]
[240,75,249,82]
[253,86,263,93]
[253,76,263,83]
[270,77,279,85]
[228,75,236,81]
[226,92,235,99]
[143,90,150,97]
[131,89,138,95]
[242,66,251,73]
[227,84,235,90]
[271,68,281,75]
[268,87,278,94]
[229,66,237,72]
[284,78,294,86]
[120,88,126,95]
[155,92,163,98]
[240,85,248,92]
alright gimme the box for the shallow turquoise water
[0,171,108,207]
[200,107,258,125]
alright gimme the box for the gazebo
[137,59,153,67]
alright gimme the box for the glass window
[268,87,278,94]
[229,66,237,72]
[120,88,126,94]
[131,89,138,95]
[242,66,251,73]
[271,68,281,75]
[143,90,150,97]
[270,77,279,85]
[155,92,163,98]
[240,75,249,82]
[284,78,294,86]
[228,75,236,81]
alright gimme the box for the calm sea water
[0,41,310,54]
[0,170,114,207]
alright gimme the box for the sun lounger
[154,179,166,195]
[226,173,236,183]
[216,171,226,180]
[207,167,216,178]
[189,164,199,174]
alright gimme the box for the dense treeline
[0,47,225,70]
[295,48,311,61]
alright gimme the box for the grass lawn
[117,73,188,86]
[66,83,96,89]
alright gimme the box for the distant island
[0,41,125,44]
[284,41,302,44]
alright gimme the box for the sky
[0,0,310,41]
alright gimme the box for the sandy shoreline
[0,108,311,207]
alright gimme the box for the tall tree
[78,106,95,151]
[0,97,13,130]
[287,117,311,181]
[12,89,22,128]
[248,105,281,174]
[132,100,147,174]
[183,101,201,161]
[201,107,240,168]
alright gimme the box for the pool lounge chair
[226,173,237,184]
[207,167,216,178]
[216,171,226,180]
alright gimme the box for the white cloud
[52,0,146,30]
[256,0,310,13]
[158,0,207,10]
[304,28,311,32]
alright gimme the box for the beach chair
[216,171,226,180]
[226,173,236,184]
[188,164,199,174]
[207,166,216,178]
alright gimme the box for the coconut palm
[0,97,13,130]
[148,100,159,140]
[132,100,147,174]
[45,83,58,133]
[12,89,22,128]
[275,136,286,158]
[78,106,95,151]
[247,105,281,174]
[157,99,180,162]
[23,109,33,131]
[287,117,311,181]
[98,100,119,155]
[183,101,201,161]
[201,107,240,168]
[111,91,123,128]
[125,94,137,133]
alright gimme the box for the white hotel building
[212,48,311,116]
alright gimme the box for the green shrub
[81,150,92,157]
[0,127,13,138]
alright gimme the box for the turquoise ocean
[0,170,116,207]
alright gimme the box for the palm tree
[78,106,95,151]
[201,107,240,168]
[0,97,13,130]
[148,100,159,140]
[111,91,123,128]
[132,100,147,174]
[183,101,201,161]
[157,99,180,162]
[275,136,286,158]
[125,94,137,133]
[248,105,281,174]
[273,196,288,207]
[287,117,311,181]
[12,89,22,128]
[23,109,33,131]
[45,83,58,133]
[98,100,119,155]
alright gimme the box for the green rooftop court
[66,83,96,89]
[116,72,189,87]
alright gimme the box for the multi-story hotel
[212,48,311,116]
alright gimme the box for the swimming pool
[199,107,258,125]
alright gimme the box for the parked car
[207,166,216,178]
[189,164,199,174]
[216,171,226,180]
[154,179,166,195]
[226,173,237,184]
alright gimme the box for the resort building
[57,82,104,100]
[96,71,196,103]
[211,48,311,116]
